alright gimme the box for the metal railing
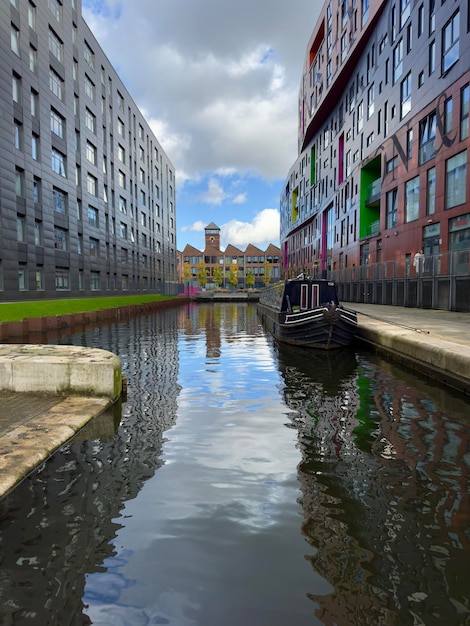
[329,249,470,311]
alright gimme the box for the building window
[28,2,36,30]
[49,68,64,100]
[386,189,398,228]
[86,141,97,165]
[29,45,37,73]
[85,108,96,133]
[89,238,99,257]
[444,97,452,135]
[84,75,95,101]
[31,133,39,160]
[429,40,435,75]
[118,144,125,163]
[419,111,436,164]
[118,170,126,189]
[30,89,38,116]
[117,91,125,112]
[405,176,420,222]
[48,28,63,63]
[15,168,24,197]
[34,220,42,245]
[362,0,369,26]
[461,85,469,140]
[88,206,99,227]
[18,266,28,291]
[427,167,436,215]
[429,0,435,34]
[87,173,97,195]
[54,226,68,251]
[17,215,26,242]
[400,72,412,119]
[367,83,375,119]
[400,0,410,28]
[78,233,83,254]
[119,197,127,214]
[117,118,125,137]
[442,11,459,74]
[51,108,65,138]
[119,222,128,239]
[36,267,44,290]
[51,149,66,177]
[393,40,403,83]
[445,150,467,209]
[12,74,21,103]
[84,41,95,70]
[14,121,23,150]
[55,268,70,290]
[53,187,67,213]
[90,271,101,291]
[407,129,413,159]
[48,0,62,23]
[11,24,20,56]
[33,177,41,204]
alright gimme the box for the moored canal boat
[258,275,357,349]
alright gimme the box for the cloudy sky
[82,0,322,251]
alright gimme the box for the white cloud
[198,179,227,205]
[232,194,247,205]
[221,209,280,248]
[181,221,206,233]
[82,0,322,181]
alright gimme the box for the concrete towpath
[350,303,470,394]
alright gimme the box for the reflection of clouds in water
[85,588,199,626]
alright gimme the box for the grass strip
[0,295,178,323]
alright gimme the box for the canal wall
[0,297,189,341]
[352,304,470,395]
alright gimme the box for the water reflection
[277,344,470,625]
[0,313,181,625]
[0,304,468,626]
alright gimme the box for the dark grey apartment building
[1,0,177,300]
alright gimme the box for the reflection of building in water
[278,348,470,625]
[178,303,261,360]
[0,312,181,624]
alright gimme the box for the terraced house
[178,223,281,290]
[1,0,177,300]
[282,0,469,310]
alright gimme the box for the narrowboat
[258,275,357,349]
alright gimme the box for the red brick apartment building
[281,0,470,309]
[177,223,281,290]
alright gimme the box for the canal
[0,302,469,626]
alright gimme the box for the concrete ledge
[196,291,260,302]
[0,395,113,498]
[0,344,122,401]
[355,319,470,394]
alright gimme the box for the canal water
[0,303,469,626]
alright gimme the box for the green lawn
[0,295,178,322]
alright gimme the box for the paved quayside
[0,344,122,499]
[351,303,470,395]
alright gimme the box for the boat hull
[259,302,357,349]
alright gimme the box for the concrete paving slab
[0,392,112,499]
[350,303,470,394]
